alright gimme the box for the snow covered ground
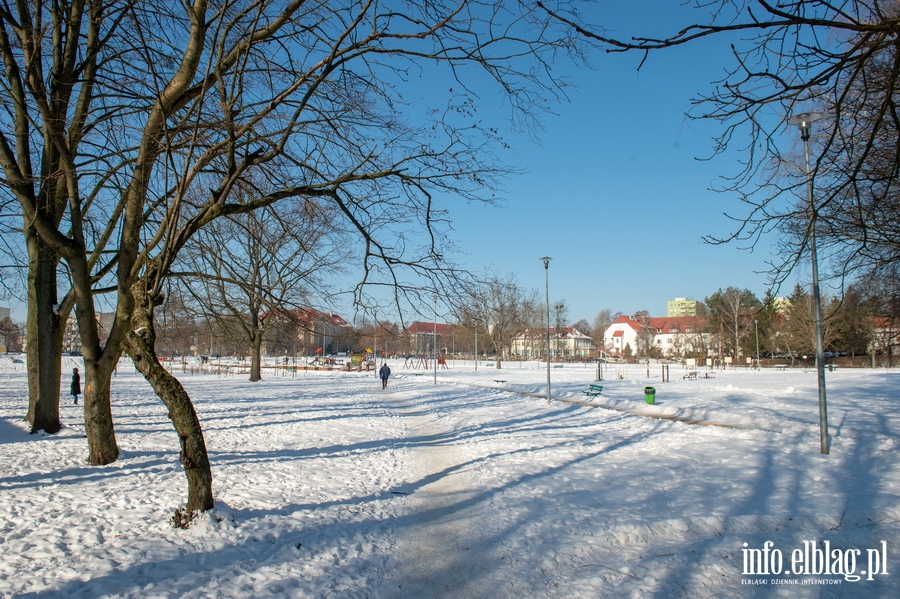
[1,355,899,598]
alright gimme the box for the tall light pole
[754,318,760,370]
[788,111,829,455]
[540,257,552,404]
[433,293,438,384]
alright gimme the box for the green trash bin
[644,386,656,405]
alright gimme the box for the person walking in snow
[379,363,391,389]
[71,367,81,404]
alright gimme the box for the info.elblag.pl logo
[741,540,889,582]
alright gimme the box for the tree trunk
[82,359,120,463]
[249,333,263,382]
[125,283,214,512]
[24,230,63,434]
[67,250,121,466]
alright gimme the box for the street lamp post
[788,111,829,455]
[754,319,760,370]
[540,257,552,404]
[433,294,438,384]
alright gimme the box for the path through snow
[383,388,497,598]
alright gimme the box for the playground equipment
[346,353,375,371]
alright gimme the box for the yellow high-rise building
[667,297,698,317]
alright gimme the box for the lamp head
[787,112,821,141]
[540,256,552,269]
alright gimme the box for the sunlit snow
[1,356,898,597]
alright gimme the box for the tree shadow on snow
[0,416,32,444]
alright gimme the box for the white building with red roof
[604,315,712,358]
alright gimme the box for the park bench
[583,383,603,397]
[683,371,698,380]
[553,364,564,369]
[494,379,506,383]
[773,364,787,371]
[485,363,494,367]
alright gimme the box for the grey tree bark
[24,231,63,434]
[124,278,213,512]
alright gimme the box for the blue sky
[419,2,792,326]
[3,2,798,327]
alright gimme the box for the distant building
[511,327,594,360]
[869,317,900,358]
[258,308,353,356]
[403,321,455,355]
[62,312,115,354]
[0,307,9,321]
[290,309,350,355]
[604,314,713,358]
[667,297,698,317]
[772,297,790,314]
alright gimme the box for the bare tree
[0,316,22,352]
[0,196,24,301]
[154,287,203,359]
[572,319,590,335]
[178,198,348,381]
[781,284,841,362]
[705,288,761,358]
[635,320,655,360]
[542,1,900,288]
[1,1,588,515]
[550,300,569,358]
[591,309,618,355]
[459,274,539,368]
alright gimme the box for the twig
[830,501,850,530]
[860,517,900,529]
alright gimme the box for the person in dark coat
[379,363,391,389]
[71,368,81,404]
